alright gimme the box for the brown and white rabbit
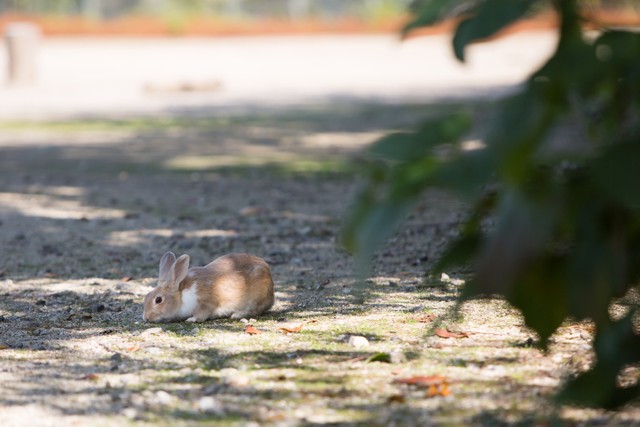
[143,251,275,322]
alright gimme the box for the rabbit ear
[168,254,190,291]
[159,251,177,282]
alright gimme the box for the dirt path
[0,33,556,119]
[1,103,638,426]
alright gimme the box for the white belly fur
[177,283,199,318]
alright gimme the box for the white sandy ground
[0,31,557,119]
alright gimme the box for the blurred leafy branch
[343,0,640,408]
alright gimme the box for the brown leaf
[426,384,440,397]
[279,324,303,333]
[386,394,406,404]
[391,368,405,376]
[82,373,99,381]
[434,328,469,339]
[415,313,437,323]
[394,375,452,397]
[126,345,141,352]
[0,343,10,350]
[245,325,262,335]
[305,319,319,324]
[121,276,132,282]
[393,375,447,387]
[431,383,452,397]
[440,383,452,397]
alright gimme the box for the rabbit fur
[143,251,275,322]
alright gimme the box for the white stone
[154,390,174,406]
[348,336,369,348]
[197,396,224,415]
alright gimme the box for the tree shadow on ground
[0,99,570,425]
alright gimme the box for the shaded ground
[1,101,639,426]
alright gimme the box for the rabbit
[143,251,275,323]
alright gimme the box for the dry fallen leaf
[415,313,437,323]
[391,368,405,376]
[387,394,406,404]
[393,375,452,397]
[245,325,262,335]
[393,375,447,386]
[82,373,99,381]
[440,383,452,396]
[126,345,141,352]
[121,276,132,282]
[434,328,469,339]
[279,324,303,333]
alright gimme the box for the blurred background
[0,0,636,120]
[0,0,412,32]
[0,0,570,119]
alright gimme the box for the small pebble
[140,327,163,337]
[145,347,162,355]
[122,408,138,419]
[390,350,407,364]
[154,390,174,406]
[197,396,224,415]
[348,336,370,348]
[249,318,256,323]
[239,318,249,324]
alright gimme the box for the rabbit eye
[155,296,163,304]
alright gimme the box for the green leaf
[367,132,416,162]
[453,0,537,62]
[431,148,494,197]
[368,114,472,162]
[367,352,392,363]
[590,142,640,210]
[474,188,558,294]
[343,113,472,265]
[507,254,569,348]
[433,231,482,273]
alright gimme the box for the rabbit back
[185,253,274,318]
